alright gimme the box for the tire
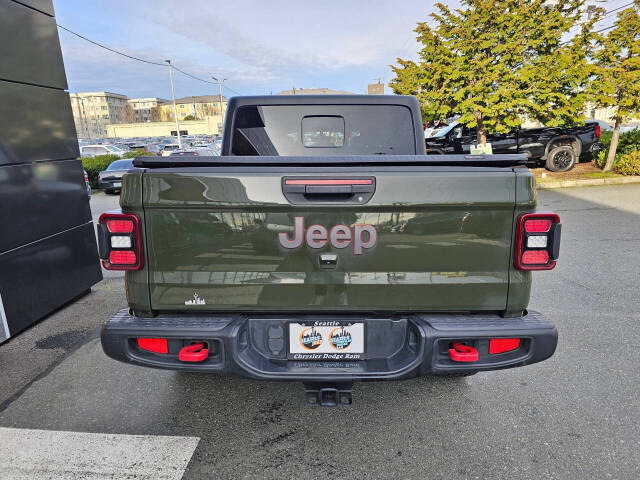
[546,145,576,172]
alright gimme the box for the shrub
[613,151,640,176]
[123,149,147,159]
[81,154,119,188]
[594,128,640,169]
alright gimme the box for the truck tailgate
[140,168,516,312]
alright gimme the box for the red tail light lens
[524,219,552,233]
[515,213,560,271]
[522,250,549,265]
[109,250,137,265]
[595,123,601,139]
[99,213,143,271]
[106,219,134,233]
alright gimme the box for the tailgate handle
[282,178,375,204]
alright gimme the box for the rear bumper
[98,180,122,191]
[101,310,557,381]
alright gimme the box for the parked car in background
[161,144,181,156]
[586,119,612,132]
[425,121,602,171]
[80,144,126,158]
[169,150,200,156]
[98,159,138,194]
[84,169,91,198]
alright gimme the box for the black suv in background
[425,121,602,171]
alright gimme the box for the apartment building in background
[127,97,168,123]
[151,95,227,122]
[69,91,128,138]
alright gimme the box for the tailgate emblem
[278,217,377,254]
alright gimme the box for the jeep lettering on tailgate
[278,216,377,254]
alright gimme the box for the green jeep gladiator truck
[99,95,560,406]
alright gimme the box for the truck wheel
[546,146,576,172]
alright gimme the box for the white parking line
[0,427,200,480]
[0,291,9,343]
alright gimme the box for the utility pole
[165,59,182,148]
[212,76,227,117]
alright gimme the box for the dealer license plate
[113,182,122,188]
[288,322,364,360]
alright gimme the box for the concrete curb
[536,176,640,190]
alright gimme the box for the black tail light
[97,212,143,271]
[515,213,561,271]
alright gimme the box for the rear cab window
[230,104,416,156]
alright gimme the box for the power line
[590,1,635,25]
[602,1,635,18]
[56,24,166,66]
[559,24,616,46]
[170,65,242,95]
[56,23,242,95]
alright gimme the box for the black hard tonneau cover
[133,154,527,169]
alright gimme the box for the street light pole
[165,59,182,148]
[211,76,227,117]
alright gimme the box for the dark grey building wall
[0,0,102,343]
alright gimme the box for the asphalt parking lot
[1,185,639,479]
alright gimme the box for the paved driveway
[1,185,639,479]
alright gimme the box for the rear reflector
[106,219,134,233]
[137,338,168,354]
[522,249,549,265]
[109,250,137,265]
[489,338,520,354]
[524,219,552,233]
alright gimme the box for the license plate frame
[288,321,365,360]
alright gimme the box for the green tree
[183,114,197,121]
[590,1,640,171]
[391,0,597,144]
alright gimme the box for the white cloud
[57,0,448,96]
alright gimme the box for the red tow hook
[449,342,479,362]
[179,342,209,362]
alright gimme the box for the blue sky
[54,0,624,100]
[54,0,448,99]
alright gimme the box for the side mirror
[454,127,463,139]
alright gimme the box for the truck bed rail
[133,154,527,169]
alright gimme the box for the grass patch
[584,171,621,179]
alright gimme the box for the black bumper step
[101,310,557,381]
